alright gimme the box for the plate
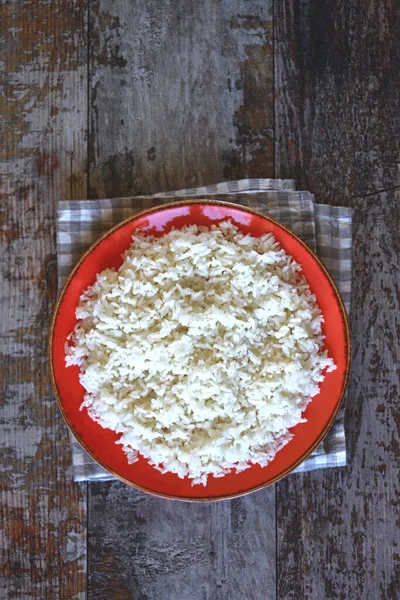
[50,200,350,501]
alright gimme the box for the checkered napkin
[57,179,352,482]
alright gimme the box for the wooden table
[1,1,399,598]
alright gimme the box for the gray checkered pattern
[57,179,352,482]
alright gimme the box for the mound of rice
[66,220,335,485]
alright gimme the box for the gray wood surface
[275,2,400,598]
[277,192,400,600]
[275,0,400,203]
[89,0,274,198]
[88,482,275,600]
[87,2,276,599]
[2,0,400,598]
[0,1,87,598]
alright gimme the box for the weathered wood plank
[87,2,276,599]
[0,1,88,598]
[88,482,276,600]
[276,192,400,600]
[88,0,274,199]
[275,2,400,596]
[275,0,400,202]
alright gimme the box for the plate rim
[49,198,351,502]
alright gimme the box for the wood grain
[88,0,274,199]
[88,482,276,600]
[0,1,88,598]
[276,192,400,600]
[275,0,400,203]
[275,2,400,597]
[87,1,276,599]
[4,0,399,597]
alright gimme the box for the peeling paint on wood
[276,193,400,600]
[275,2,400,597]
[88,481,276,600]
[4,0,399,597]
[0,1,88,598]
[88,0,274,199]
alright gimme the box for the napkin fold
[57,179,352,482]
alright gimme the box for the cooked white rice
[66,220,335,485]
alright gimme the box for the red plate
[50,200,351,501]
